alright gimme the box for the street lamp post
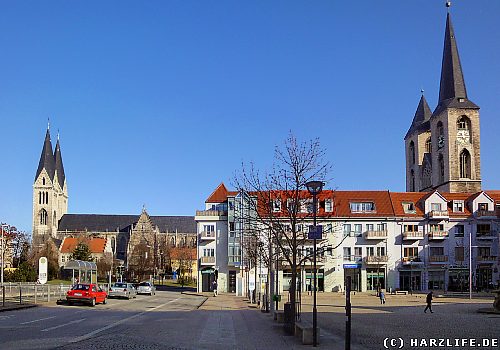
[0,223,9,286]
[306,180,324,348]
[469,229,478,300]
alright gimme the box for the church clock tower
[32,126,68,241]
[405,9,481,193]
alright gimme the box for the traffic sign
[38,257,48,284]
[308,225,323,240]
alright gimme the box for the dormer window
[349,202,375,213]
[453,200,464,213]
[272,199,281,212]
[402,202,416,214]
[478,203,488,211]
[325,199,333,212]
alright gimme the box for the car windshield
[113,283,127,288]
[139,282,150,287]
[71,284,90,291]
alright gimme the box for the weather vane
[446,1,451,9]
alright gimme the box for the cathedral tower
[33,127,68,240]
[405,10,481,193]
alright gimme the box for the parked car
[136,281,156,296]
[66,283,107,306]
[108,282,137,299]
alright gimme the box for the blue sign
[343,264,361,269]
[308,225,323,240]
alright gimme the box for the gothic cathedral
[405,13,481,193]
[32,127,68,241]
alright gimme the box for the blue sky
[1,1,499,233]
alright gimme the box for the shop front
[367,268,385,291]
[476,265,493,291]
[448,267,469,292]
[399,269,422,292]
[201,267,216,292]
[428,270,446,290]
[343,263,362,292]
[305,269,324,292]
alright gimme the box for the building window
[349,202,376,213]
[273,199,281,212]
[478,203,488,211]
[453,201,464,213]
[425,137,432,153]
[343,224,351,236]
[459,149,471,178]
[438,154,444,183]
[457,116,470,130]
[287,199,296,213]
[354,247,362,259]
[229,222,235,232]
[343,247,352,261]
[354,224,362,236]
[437,121,444,149]
[191,238,196,247]
[61,255,65,263]
[455,225,464,237]
[477,224,490,235]
[42,177,45,185]
[430,223,444,232]
[325,199,333,212]
[409,141,415,165]
[39,209,48,225]
[478,247,491,257]
[410,170,415,191]
[366,247,375,256]
[431,203,442,211]
[366,224,374,231]
[403,247,418,260]
[455,247,464,261]
[39,192,42,204]
[404,224,419,232]
[402,202,416,214]
[376,223,386,231]
[430,247,444,256]
[170,237,175,247]
[376,246,386,256]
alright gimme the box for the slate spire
[35,127,56,181]
[438,13,467,103]
[54,135,66,187]
[405,92,432,140]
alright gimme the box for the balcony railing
[428,231,448,240]
[401,257,424,265]
[429,255,448,263]
[195,210,228,217]
[477,255,498,262]
[199,231,216,239]
[428,210,449,219]
[200,256,215,265]
[364,230,388,240]
[402,231,424,240]
[476,232,497,240]
[343,255,363,262]
[476,210,498,219]
[364,255,389,264]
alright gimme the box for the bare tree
[234,133,334,327]
[128,243,154,281]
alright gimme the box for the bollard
[2,285,5,307]
[19,284,22,304]
[34,284,37,304]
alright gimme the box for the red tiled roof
[60,237,107,254]
[389,192,426,217]
[205,183,229,203]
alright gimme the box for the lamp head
[305,180,324,195]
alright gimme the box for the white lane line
[70,298,181,343]
[41,318,86,332]
[20,316,57,325]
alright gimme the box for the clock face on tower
[457,129,469,144]
[438,135,445,149]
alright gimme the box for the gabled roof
[58,214,196,233]
[389,192,426,217]
[60,237,107,254]
[54,138,66,187]
[405,95,432,140]
[35,129,56,181]
[205,183,229,203]
[434,13,478,115]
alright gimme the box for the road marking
[41,318,86,332]
[70,298,181,343]
[20,316,56,325]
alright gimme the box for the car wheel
[90,298,96,307]
[103,297,107,305]
[68,301,73,306]
[127,293,130,300]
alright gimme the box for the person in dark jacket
[424,291,433,313]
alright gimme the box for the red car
[66,283,107,306]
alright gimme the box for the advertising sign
[249,270,255,291]
[308,225,323,240]
[38,257,48,284]
[343,263,361,269]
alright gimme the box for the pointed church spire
[35,129,56,181]
[438,12,467,102]
[54,136,66,187]
[405,92,432,140]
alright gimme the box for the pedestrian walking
[379,290,386,304]
[212,280,218,297]
[424,291,433,313]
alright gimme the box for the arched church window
[53,211,57,226]
[438,154,445,183]
[111,237,116,253]
[191,238,196,247]
[409,141,415,165]
[437,122,444,149]
[410,170,415,192]
[42,177,45,185]
[460,149,471,178]
[425,137,432,154]
[39,209,48,225]
[171,237,175,247]
[457,116,470,130]
[39,192,42,204]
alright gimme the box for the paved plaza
[0,290,498,349]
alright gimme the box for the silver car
[109,282,137,299]
[136,282,156,296]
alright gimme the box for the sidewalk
[0,302,37,313]
[197,293,347,349]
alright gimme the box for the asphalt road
[0,291,206,350]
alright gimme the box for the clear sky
[1,1,499,233]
